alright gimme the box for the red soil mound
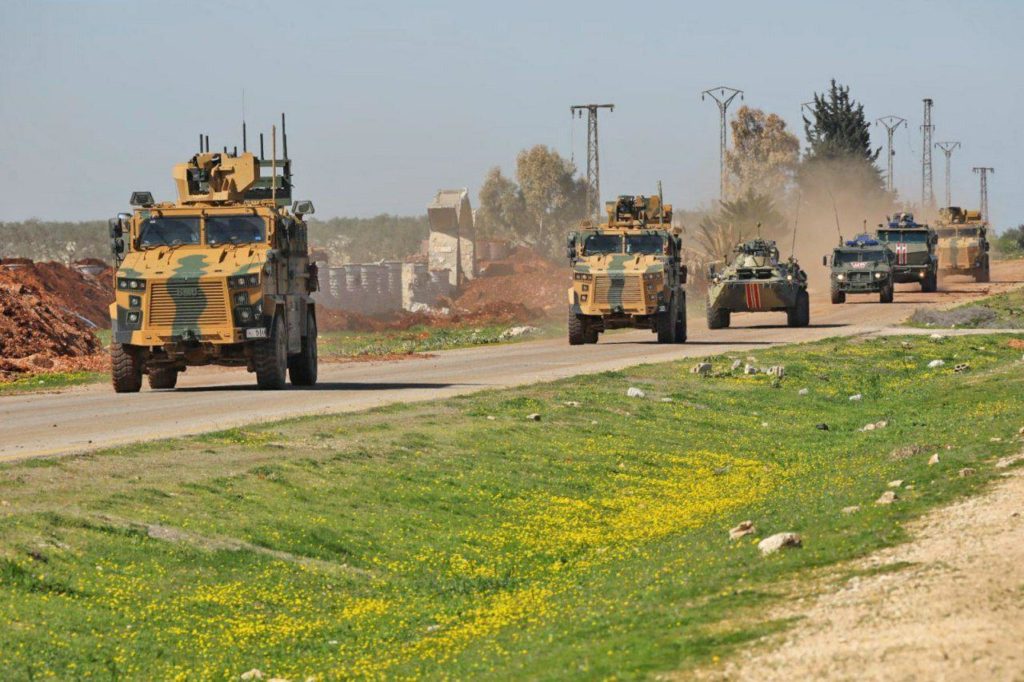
[454,246,566,315]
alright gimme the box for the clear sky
[1,0,1021,229]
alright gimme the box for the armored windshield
[206,215,266,246]
[835,250,887,264]
[583,234,622,255]
[878,231,928,244]
[139,217,200,248]
[625,234,665,255]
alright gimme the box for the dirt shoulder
[697,459,1024,681]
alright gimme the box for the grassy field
[909,286,1024,329]
[1,333,1023,679]
[318,321,559,359]
[0,370,107,395]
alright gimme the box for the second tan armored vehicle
[107,118,319,392]
[935,206,990,282]
[566,194,687,344]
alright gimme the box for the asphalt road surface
[3,263,1021,461]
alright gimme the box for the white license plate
[245,327,268,339]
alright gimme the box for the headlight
[235,306,253,322]
[229,274,260,288]
[118,277,146,290]
[918,271,926,278]
[786,274,793,281]
[874,272,882,279]
[129,295,141,308]
[573,272,593,281]
[233,291,249,305]
[126,311,142,326]
[836,274,845,281]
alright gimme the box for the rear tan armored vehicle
[935,206,990,282]
[107,116,319,392]
[566,194,687,344]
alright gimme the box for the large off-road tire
[879,282,894,304]
[147,366,178,390]
[254,315,288,390]
[706,305,730,330]
[656,299,678,343]
[568,310,587,345]
[288,309,318,386]
[921,271,938,292]
[830,284,846,304]
[975,259,990,283]
[787,289,810,327]
[111,343,142,393]
[583,324,599,344]
[674,291,687,343]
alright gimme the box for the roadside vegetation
[319,321,559,359]
[1,333,1022,679]
[909,286,1024,329]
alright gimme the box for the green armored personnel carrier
[566,194,687,344]
[825,233,895,304]
[706,238,809,329]
[107,116,319,392]
[875,212,938,292]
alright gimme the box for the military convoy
[566,194,687,344]
[875,212,939,292]
[706,238,809,329]
[825,234,896,304]
[108,117,319,392]
[935,206,990,282]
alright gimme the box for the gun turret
[173,152,259,204]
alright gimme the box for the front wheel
[706,305,730,330]
[254,316,288,389]
[111,344,142,393]
[975,259,990,283]
[921,271,938,292]
[674,291,687,343]
[830,285,846,304]
[289,309,318,386]
[787,290,810,327]
[656,299,678,343]
[879,282,894,304]
[568,310,587,345]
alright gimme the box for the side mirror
[277,218,295,251]
[707,265,716,279]
[822,255,827,267]
[112,238,125,256]
[266,249,280,264]
[680,264,688,284]
[108,217,123,239]
[291,200,315,216]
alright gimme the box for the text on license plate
[245,327,268,339]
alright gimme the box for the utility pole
[921,98,935,208]
[701,86,744,200]
[973,167,994,222]
[934,140,961,207]
[875,116,906,193]
[570,103,615,217]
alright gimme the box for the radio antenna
[271,124,277,205]
[790,191,802,258]
[657,180,664,225]
[241,89,247,152]
[826,187,843,244]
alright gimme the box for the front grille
[148,280,229,328]
[593,275,644,308]
[849,272,872,282]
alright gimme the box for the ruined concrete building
[427,189,475,287]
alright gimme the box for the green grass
[1,333,1023,679]
[908,286,1024,329]
[0,370,106,395]
[318,320,560,358]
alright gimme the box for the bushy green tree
[726,106,800,199]
[475,167,526,239]
[694,189,786,261]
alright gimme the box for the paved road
[3,263,1021,461]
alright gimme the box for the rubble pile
[454,246,566,315]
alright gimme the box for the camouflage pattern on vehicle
[875,212,939,292]
[566,194,687,344]
[705,238,809,329]
[825,233,896,304]
[935,206,990,282]
[107,118,319,392]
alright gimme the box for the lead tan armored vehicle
[107,117,319,392]
[566,194,687,344]
[935,206,990,282]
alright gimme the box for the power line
[934,140,961,207]
[921,98,935,208]
[570,103,615,217]
[875,116,907,193]
[972,167,994,222]
[701,86,744,200]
